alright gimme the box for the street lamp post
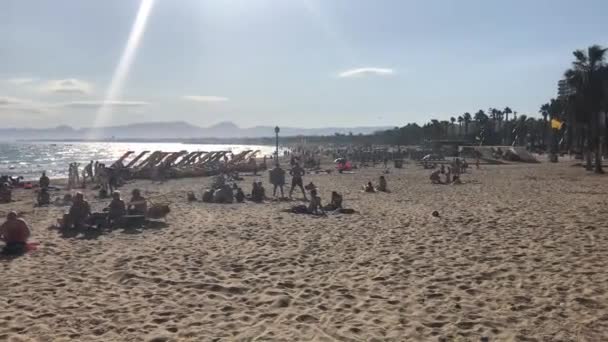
[274,126,280,166]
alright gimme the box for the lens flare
[91,0,155,137]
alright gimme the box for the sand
[1,161,608,341]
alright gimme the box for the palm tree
[457,116,464,135]
[463,112,472,136]
[450,117,456,136]
[503,107,513,122]
[564,45,607,173]
[474,110,488,123]
[539,102,550,146]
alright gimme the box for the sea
[0,141,279,180]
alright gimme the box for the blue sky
[1,0,606,128]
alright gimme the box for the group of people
[363,175,389,193]
[268,162,308,200]
[429,158,467,184]
[60,189,148,230]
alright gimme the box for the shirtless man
[0,211,31,255]
[289,163,307,200]
[108,191,126,226]
[39,172,50,189]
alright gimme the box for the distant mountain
[0,121,391,141]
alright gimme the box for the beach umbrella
[334,158,346,163]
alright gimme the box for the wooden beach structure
[109,149,266,180]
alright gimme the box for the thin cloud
[182,95,229,103]
[338,67,394,78]
[0,96,46,114]
[0,96,23,105]
[60,100,149,108]
[43,78,93,94]
[7,77,38,85]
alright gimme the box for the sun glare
[91,0,155,137]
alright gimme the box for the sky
[1,0,607,129]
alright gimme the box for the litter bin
[394,159,404,168]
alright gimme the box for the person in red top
[0,211,31,255]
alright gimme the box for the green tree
[564,45,607,173]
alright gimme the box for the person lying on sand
[0,211,31,255]
[363,181,376,193]
[0,183,12,203]
[430,170,442,184]
[39,172,50,189]
[128,189,147,215]
[107,191,126,226]
[377,176,388,192]
[62,192,91,229]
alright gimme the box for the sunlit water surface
[0,142,278,180]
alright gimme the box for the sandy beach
[1,161,607,341]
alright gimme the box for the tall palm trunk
[593,113,604,173]
[583,126,593,170]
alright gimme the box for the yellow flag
[551,119,563,130]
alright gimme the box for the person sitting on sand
[235,188,245,203]
[363,181,375,193]
[258,182,266,199]
[323,191,343,211]
[430,170,442,184]
[107,191,126,226]
[0,211,31,255]
[63,192,91,229]
[39,172,50,189]
[378,176,388,192]
[37,187,51,206]
[308,189,325,215]
[128,189,147,216]
[250,182,264,203]
[0,182,12,203]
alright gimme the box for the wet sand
[1,161,607,341]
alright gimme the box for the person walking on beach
[289,162,307,200]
